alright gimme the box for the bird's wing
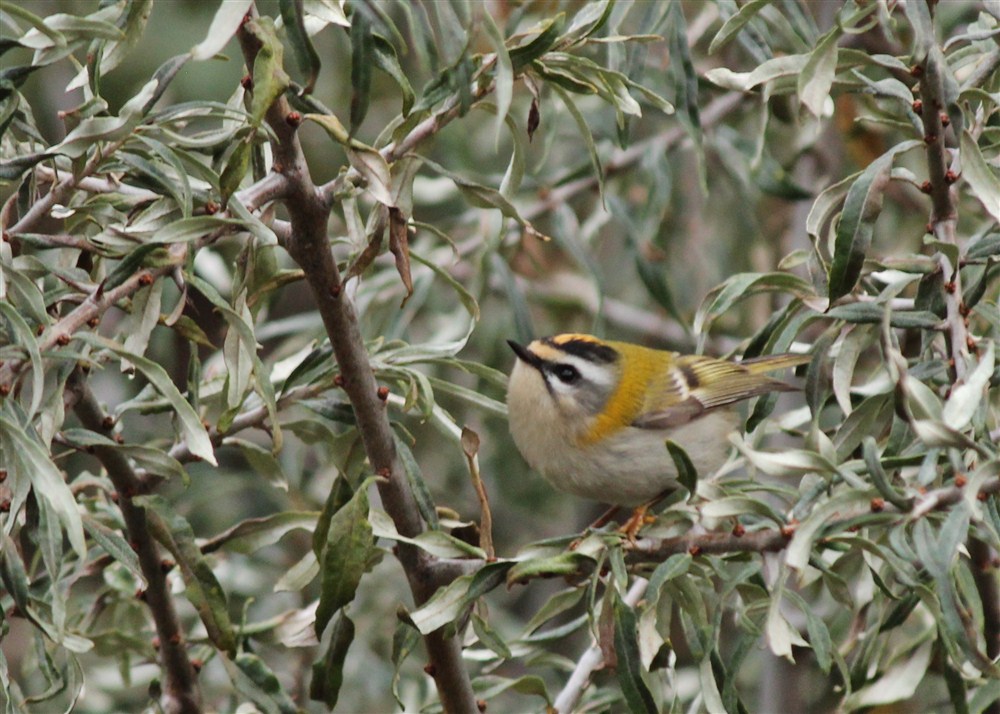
[631,354,803,430]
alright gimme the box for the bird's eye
[552,364,580,384]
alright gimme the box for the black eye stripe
[550,363,581,384]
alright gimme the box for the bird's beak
[507,340,543,371]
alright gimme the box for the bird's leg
[619,491,670,543]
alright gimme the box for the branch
[968,536,1000,714]
[0,172,290,390]
[164,383,323,466]
[916,35,968,380]
[67,369,201,714]
[236,13,478,713]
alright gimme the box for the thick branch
[236,15,477,713]
[67,370,201,714]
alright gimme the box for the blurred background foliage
[1,0,999,712]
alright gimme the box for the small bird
[506,334,809,530]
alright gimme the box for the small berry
[205,201,220,215]
[102,416,115,429]
[330,283,342,298]
[477,700,487,712]
[688,545,702,556]
[152,637,161,650]
[0,384,10,397]
[923,133,937,145]
[939,112,950,127]
[56,334,71,346]
[955,474,967,488]
[241,74,253,91]
[731,522,745,537]
[191,658,204,673]
[333,374,345,388]
[138,272,154,287]
[285,111,302,127]
[944,281,956,294]
[910,64,924,78]
[911,99,923,113]
[377,386,390,401]
[870,497,885,512]
[919,181,932,194]
[87,316,100,328]
[944,170,958,184]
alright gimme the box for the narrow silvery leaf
[798,29,840,118]
[481,10,513,148]
[0,416,87,558]
[942,340,994,431]
[191,0,254,60]
[121,280,163,373]
[78,333,217,464]
[960,130,1000,224]
[409,574,474,634]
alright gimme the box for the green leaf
[248,17,291,126]
[280,0,321,93]
[665,439,697,495]
[220,132,254,205]
[348,5,373,133]
[0,416,86,558]
[506,552,594,586]
[228,652,299,714]
[509,14,565,72]
[314,482,374,637]
[825,303,942,329]
[827,150,894,301]
[310,611,355,708]
[613,590,657,714]
[138,494,236,655]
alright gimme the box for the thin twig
[553,578,649,714]
[67,369,201,714]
